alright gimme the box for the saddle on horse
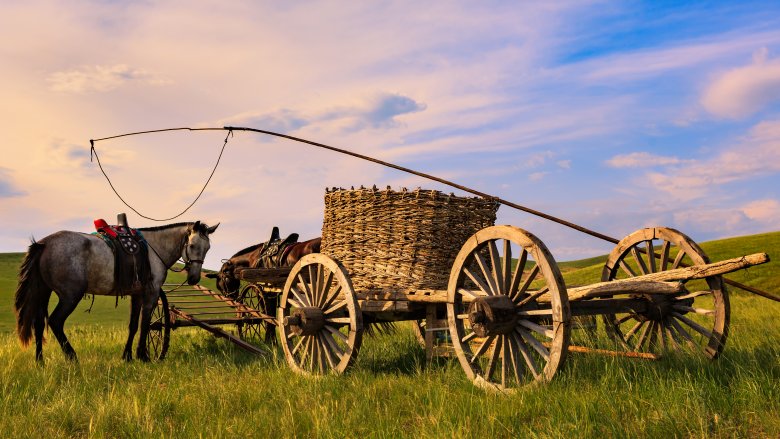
[254,226,299,268]
[93,214,152,294]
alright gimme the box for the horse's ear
[193,220,201,232]
[207,223,220,234]
[269,226,280,242]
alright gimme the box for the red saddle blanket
[94,219,143,255]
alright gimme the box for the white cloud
[556,160,571,169]
[673,198,780,235]
[606,152,691,168]
[528,172,548,181]
[578,30,780,81]
[642,119,780,200]
[701,48,780,119]
[47,64,169,93]
[741,199,780,223]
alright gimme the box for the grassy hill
[0,232,778,437]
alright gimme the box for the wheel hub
[468,295,519,337]
[284,307,325,336]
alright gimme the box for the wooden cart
[148,194,769,392]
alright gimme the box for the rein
[144,229,206,274]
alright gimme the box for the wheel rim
[602,227,729,359]
[147,292,171,361]
[278,253,363,375]
[447,225,570,391]
[237,284,276,345]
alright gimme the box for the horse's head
[206,259,241,296]
[183,221,219,285]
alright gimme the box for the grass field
[0,232,779,438]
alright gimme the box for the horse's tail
[14,240,48,347]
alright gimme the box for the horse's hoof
[122,352,133,362]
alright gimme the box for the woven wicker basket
[321,187,499,293]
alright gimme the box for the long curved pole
[90,126,779,302]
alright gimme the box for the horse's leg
[135,288,160,362]
[122,295,142,361]
[33,291,51,363]
[48,291,84,361]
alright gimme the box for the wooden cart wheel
[147,290,171,361]
[278,253,363,375]
[447,225,570,391]
[602,227,729,359]
[237,284,277,345]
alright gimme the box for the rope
[89,125,780,302]
[89,129,232,221]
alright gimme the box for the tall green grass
[1,232,779,438]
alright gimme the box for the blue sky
[1,1,779,267]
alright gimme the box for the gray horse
[14,221,218,362]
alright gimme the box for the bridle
[180,231,208,271]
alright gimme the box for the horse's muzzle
[187,273,201,285]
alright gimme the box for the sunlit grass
[0,231,778,437]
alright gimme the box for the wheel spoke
[623,320,644,343]
[646,240,656,273]
[296,274,314,305]
[323,299,347,316]
[512,265,540,302]
[506,333,524,384]
[290,285,310,308]
[507,249,528,298]
[322,330,346,358]
[487,240,504,294]
[659,240,671,271]
[502,239,513,297]
[320,333,340,369]
[672,305,714,316]
[461,331,478,343]
[514,332,540,379]
[671,312,715,340]
[457,288,483,299]
[321,285,343,312]
[656,321,665,351]
[463,266,493,296]
[668,318,699,351]
[308,335,317,372]
[325,317,351,325]
[614,314,634,326]
[631,247,649,275]
[672,249,686,269]
[518,319,554,339]
[325,325,348,343]
[619,260,637,278]
[318,271,334,308]
[469,335,497,364]
[674,290,712,301]
[307,265,318,305]
[501,336,510,388]
[634,321,652,351]
[516,327,550,361]
[317,335,328,374]
[292,336,306,355]
[484,337,502,380]
[474,252,498,295]
[515,287,548,307]
[665,324,682,351]
[298,337,312,365]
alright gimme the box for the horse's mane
[231,243,263,258]
[139,222,213,235]
[138,222,193,232]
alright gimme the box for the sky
[1,0,779,269]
